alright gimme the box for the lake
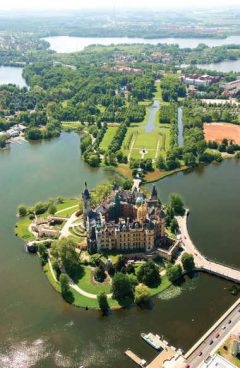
[0,66,27,87]
[198,59,240,72]
[0,132,238,367]
[44,35,240,53]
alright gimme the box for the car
[209,340,213,345]
[216,333,220,338]
[199,352,203,356]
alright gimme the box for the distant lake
[198,59,240,73]
[0,66,27,87]
[44,35,240,53]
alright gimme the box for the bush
[18,204,27,217]
[181,252,195,272]
[169,194,185,216]
[134,284,151,306]
[94,266,106,283]
[166,264,182,283]
[34,201,49,215]
[97,292,110,315]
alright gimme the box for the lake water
[198,59,240,73]
[0,132,238,367]
[44,35,240,53]
[0,66,27,87]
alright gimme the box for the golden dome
[137,203,148,222]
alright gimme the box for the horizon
[0,0,240,12]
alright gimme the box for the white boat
[141,332,162,350]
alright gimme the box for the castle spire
[151,185,158,200]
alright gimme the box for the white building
[200,354,237,368]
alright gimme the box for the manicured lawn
[55,198,79,213]
[44,263,120,309]
[153,80,162,100]
[62,122,82,130]
[77,265,112,294]
[16,217,35,241]
[99,127,118,150]
[148,275,172,296]
[134,129,159,149]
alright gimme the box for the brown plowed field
[204,123,240,144]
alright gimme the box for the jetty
[125,349,147,367]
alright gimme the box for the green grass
[62,122,81,130]
[16,217,35,241]
[55,198,79,213]
[148,275,172,296]
[77,265,112,294]
[99,127,118,150]
[153,80,162,100]
[44,263,120,309]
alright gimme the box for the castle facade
[82,183,166,253]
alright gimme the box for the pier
[125,349,147,367]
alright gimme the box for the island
[16,180,194,312]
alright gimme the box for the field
[99,126,118,150]
[122,125,170,161]
[204,123,240,144]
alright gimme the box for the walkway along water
[176,210,240,283]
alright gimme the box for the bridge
[184,298,240,368]
[176,210,240,284]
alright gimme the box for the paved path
[176,210,240,284]
[60,212,79,238]
[48,256,112,299]
[128,136,136,161]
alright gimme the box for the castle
[82,182,166,254]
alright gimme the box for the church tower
[82,182,91,226]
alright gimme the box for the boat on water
[141,332,162,350]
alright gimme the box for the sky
[0,0,240,11]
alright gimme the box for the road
[185,300,240,367]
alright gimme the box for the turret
[82,182,91,226]
[151,185,158,201]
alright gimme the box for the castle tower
[82,182,91,226]
[151,185,158,201]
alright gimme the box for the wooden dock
[125,349,147,367]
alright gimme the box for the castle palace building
[82,183,166,253]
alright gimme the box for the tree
[94,265,106,282]
[51,238,81,280]
[170,218,179,233]
[48,204,57,215]
[38,243,48,264]
[59,273,73,303]
[137,260,160,287]
[34,201,48,215]
[97,292,110,315]
[169,194,185,216]
[18,204,27,217]
[166,264,182,283]
[181,252,195,272]
[134,284,151,305]
[115,255,127,273]
[0,134,7,148]
[183,152,196,168]
[112,272,134,306]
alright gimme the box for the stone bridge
[176,210,240,284]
